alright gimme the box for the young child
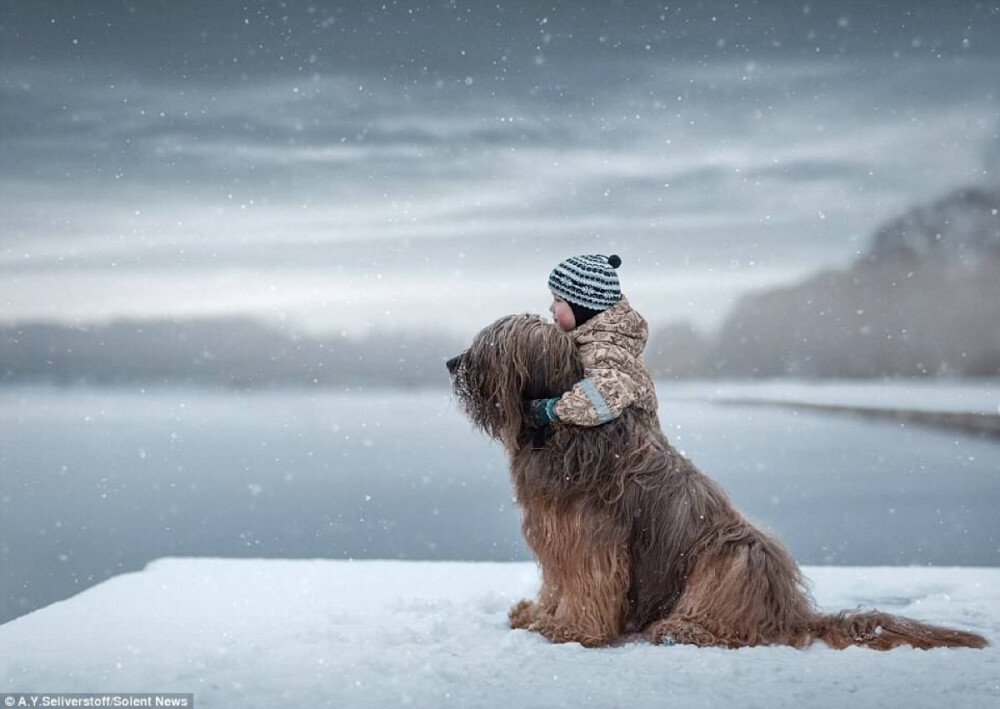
[527,254,660,429]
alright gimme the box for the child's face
[549,293,576,331]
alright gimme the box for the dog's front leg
[514,499,629,646]
[525,545,630,648]
[509,568,561,629]
[527,590,622,648]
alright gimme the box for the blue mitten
[525,398,560,430]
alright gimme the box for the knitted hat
[548,254,623,312]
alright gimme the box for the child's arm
[528,367,640,428]
[554,368,640,426]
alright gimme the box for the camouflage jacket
[552,297,659,427]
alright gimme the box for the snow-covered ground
[661,378,1000,415]
[1,559,997,708]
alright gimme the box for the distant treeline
[2,187,998,387]
[0,318,465,389]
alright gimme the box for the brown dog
[446,313,987,650]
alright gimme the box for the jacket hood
[571,297,648,356]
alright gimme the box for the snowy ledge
[1,560,998,709]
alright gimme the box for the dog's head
[446,314,581,446]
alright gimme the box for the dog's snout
[446,354,462,374]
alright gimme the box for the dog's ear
[519,320,581,400]
[486,315,564,444]
[460,314,539,444]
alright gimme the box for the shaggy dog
[446,314,988,650]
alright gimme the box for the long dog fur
[447,314,988,650]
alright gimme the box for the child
[527,254,660,429]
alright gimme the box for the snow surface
[1,560,998,708]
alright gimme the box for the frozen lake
[2,381,999,625]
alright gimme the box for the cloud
[1,51,998,334]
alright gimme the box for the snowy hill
[1,560,997,708]
[713,187,1000,378]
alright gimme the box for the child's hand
[524,398,559,430]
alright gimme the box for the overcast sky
[1,1,998,337]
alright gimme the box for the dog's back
[527,409,986,649]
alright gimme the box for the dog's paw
[508,599,537,629]
[529,617,612,648]
[646,621,678,646]
[647,618,723,647]
[529,617,574,644]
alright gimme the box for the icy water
[2,383,999,625]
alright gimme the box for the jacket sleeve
[551,367,639,427]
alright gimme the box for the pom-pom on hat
[548,254,623,311]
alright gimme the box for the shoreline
[716,398,1000,439]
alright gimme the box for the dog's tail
[808,610,987,650]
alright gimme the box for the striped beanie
[548,254,623,312]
